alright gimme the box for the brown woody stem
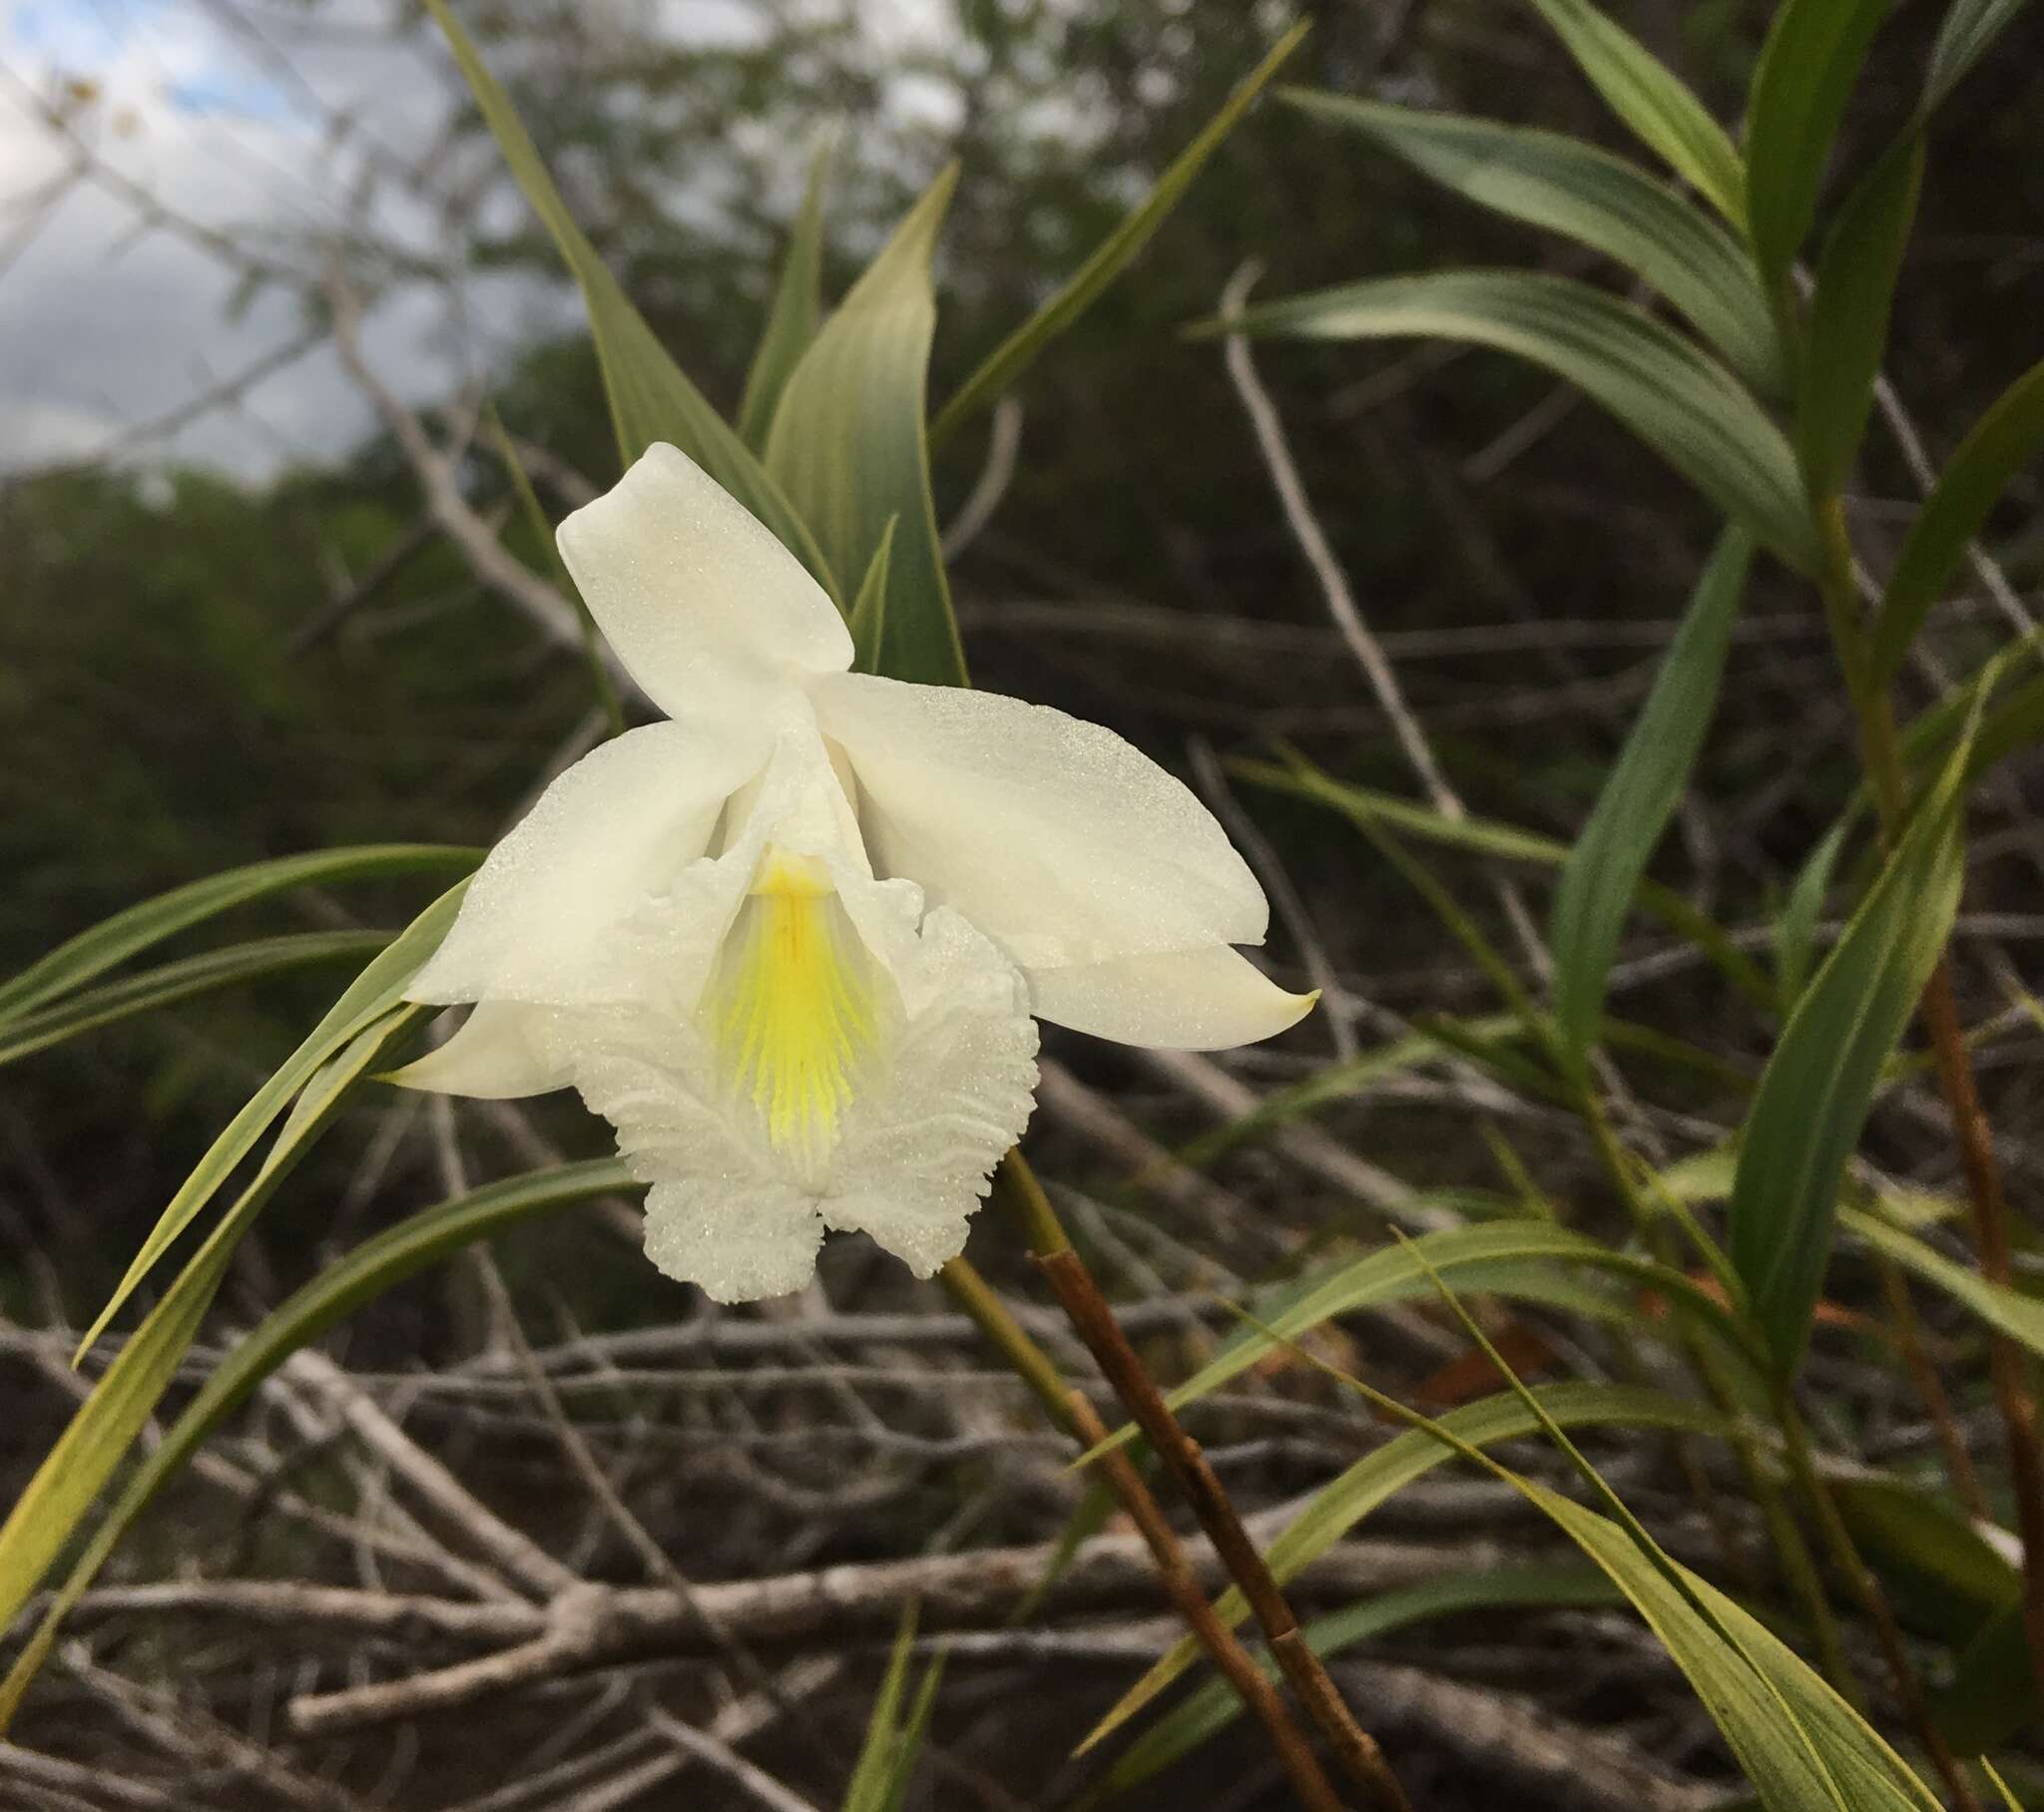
[998,1153,1412,1812]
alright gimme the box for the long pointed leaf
[1284,92,1782,393]
[1551,528,1752,1072]
[1729,745,1968,1373]
[766,169,962,685]
[737,142,831,452]
[420,0,836,596]
[1214,269,1818,570]
[0,1159,635,1726]
[928,22,1306,449]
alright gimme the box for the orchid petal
[812,673,1268,969]
[557,442,851,724]
[406,720,762,1008]
[1025,945,1317,1050]
[388,1002,571,1098]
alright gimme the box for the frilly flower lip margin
[392,443,1315,1302]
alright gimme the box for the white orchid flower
[395,443,1314,1302]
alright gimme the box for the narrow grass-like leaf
[1213,270,1818,570]
[1744,0,1896,295]
[73,885,467,1362]
[1798,137,1924,497]
[848,515,898,676]
[1237,754,1777,1010]
[1081,1221,1755,1464]
[1777,821,1850,1010]
[0,845,474,1027]
[1844,1207,2044,1359]
[1284,92,1782,392]
[0,1158,635,1725]
[1924,0,2036,111]
[928,22,1306,450]
[0,1000,430,1711]
[766,170,962,685]
[1083,1383,1723,1750]
[420,0,834,594]
[1102,1566,1619,1790]
[1870,357,2044,682]
[1835,1477,2019,1639]
[1983,1757,2025,1810]
[1729,746,1968,1374]
[842,1606,944,1812]
[737,142,831,452]
[1551,529,1752,1073]
[1522,0,1747,223]
[0,931,392,1069]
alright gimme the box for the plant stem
[996,1152,1413,1812]
[1775,1390,1980,1812]
[937,1256,1352,1812]
[1811,491,2044,1695]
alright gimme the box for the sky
[0,0,575,479]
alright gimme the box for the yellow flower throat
[710,849,877,1171]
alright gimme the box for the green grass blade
[1937,1604,2035,1757]
[1284,91,1781,392]
[0,1158,635,1727]
[738,141,831,452]
[1983,1757,2026,1810]
[1924,0,2036,111]
[1844,1207,2044,1359]
[1235,755,1778,1011]
[419,0,836,597]
[0,845,475,1028]
[1870,357,2044,683]
[1522,0,1747,223]
[1797,136,1924,497]
[843,1607,918,1812]
[1729,743,1968,1374]
[1211,269,1818,570]
[0,931,393,1069]
[1551,528,1752,1074]
[1098,1565,1619,1794]
[73,884,468,1363]
[1079,1221,1755,1468]
[928,22,1306,451]
[1083,1382,1721,1754]
[1777,820,1850,1010]
[0,1000,430,1716]
[848,514,898,676]
[766,169,963,686]
[1744,0,1896,296]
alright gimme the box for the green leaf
[766,169,963,686]
[1983,1757,2027,1811]
[1834,1477,2019,1641]
[1729,742,1968,1374]
[1870,357,2044,682]
[1744,0,1896,295]
[0,1000,430,1713]
[1777,821,1850,1010]
[1083,1383,1724,1752]
[1284,92,1782,393]
[1797,136,1924,497]
[1236,754,1778,1012]
[1522,0,1747,223]
[848,515,898,676]
[1101,1564,1622,1792]
[0,845,475,1028]
[419,0,835,596]
[1214,270,1818,571]
[1843,1207,2044,1361]
[1924,0,2036,111]
[928,21,1306,450]
[842,1607,943,1812]
[1081,1221,1755,1466]
[1551,529,1753,1073]
[0,931,393,1069]
[0,1159,635,1727]
[737,141,831,452]
[73,885,467,1363]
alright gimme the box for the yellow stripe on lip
[709,847,877,1175]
